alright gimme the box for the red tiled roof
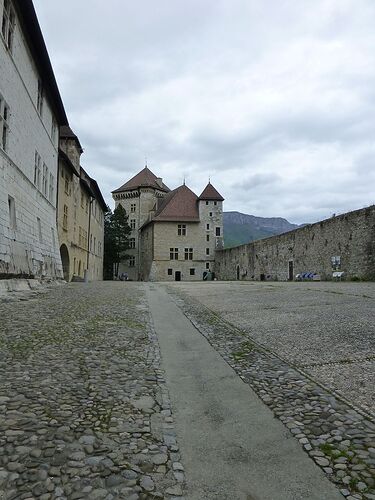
[153,184,200,222]
[112,166,170,193]
[198,182,224,201]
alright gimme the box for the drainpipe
[137,190,141,280]
[85,197,93,282]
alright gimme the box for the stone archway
[60,244,70,281]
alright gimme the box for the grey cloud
[33,0,375,223]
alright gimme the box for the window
[184,248,193,260]
[34,151,41,189]
[1,0,15,52]
[49,173,54,203]
[214,201,217,206]
[190,268,195,276]
[129,238,136,249]
[209,212,212,217]
[8,195,15,229]
[206,248,210,255]
[170,247,178,260]
[63,205,68,231]
[206,223,210,230]
[167,268,173,276]
[51,118,57,143]
[64,175,70,195]
[37,80,43,116]
[0,96,9,151]
[178,224,186,236]
[42,163,48,196]
[129,256,135,267]
[216,227,221,236]
[130,219,136,229]
[81,193,84,209]
[206,262,210,269]
[51,228,55,248]
[37,217,42,242]
[205,201,209,206]
[206,234,210,242]
[130,203,136,212]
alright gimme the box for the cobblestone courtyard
[0,280,374,500]
[0,283,183,500]
[169,281,375,417]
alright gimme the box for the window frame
[184,247,193,260]
[63,204,68,231]
[129,255,135,267]
[1,0,15,52]
[170,247,178,260]
[0,95,10,152]
[178,224,186,236]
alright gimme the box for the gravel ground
[0,282,184,499]
[168,281,375,416]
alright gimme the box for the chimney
[156,177,163,188]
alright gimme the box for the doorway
[236,265,240,280]
[288,260,294,281]
[175,271,181,281]
[60,244,70,281]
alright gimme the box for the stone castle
[112,167,224,281]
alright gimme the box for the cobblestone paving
[171,281,375,416]
[166,284,375,500]
[0,282,185,500]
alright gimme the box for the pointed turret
[198,182,224,201]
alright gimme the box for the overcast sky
[33,0,375,224]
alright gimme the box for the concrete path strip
[146,283,343,500]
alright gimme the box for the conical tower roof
[198,182,224,201]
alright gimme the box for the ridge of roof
[198,182,224,201]
[112,166,170,193]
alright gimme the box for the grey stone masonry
[217,205,375,281]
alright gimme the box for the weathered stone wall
[0,2,62,278]
[216,205,375,281]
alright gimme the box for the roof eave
[14,0,68,125]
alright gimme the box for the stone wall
[216,205,375,281]
[0,1,62,278]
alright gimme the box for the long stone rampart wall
[216,205,375,281]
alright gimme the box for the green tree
[103,204,131,279]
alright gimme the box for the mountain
[223,211,300,248]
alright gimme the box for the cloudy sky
[33,0,375,224]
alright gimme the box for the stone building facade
[57,126,105,282]
[0,0,68,278]
[216,205,375,281]
[112,167,224,281]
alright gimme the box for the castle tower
[112,166,169,279]
[198,182,224,274]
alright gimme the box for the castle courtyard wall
[216,205,375,281]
